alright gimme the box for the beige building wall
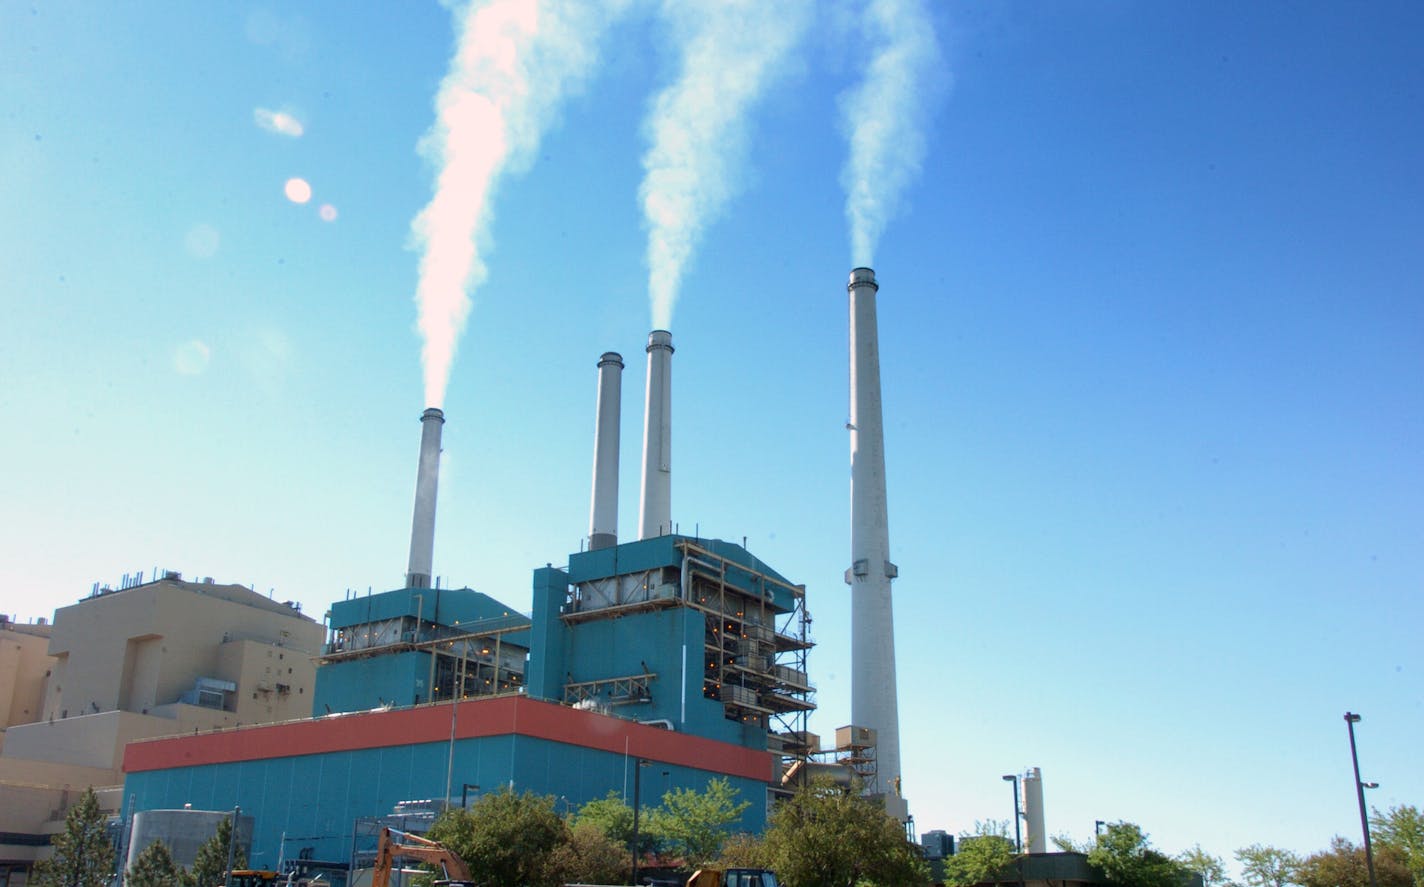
[0,576,324,875]
[0,621,56,744]
[44,579,323,721]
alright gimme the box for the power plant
[72,262,918,886]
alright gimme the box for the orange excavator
[370,827,477,887]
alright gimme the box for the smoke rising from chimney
[840,0,945,267]
[640,0,811,330]
[411,0,625,408]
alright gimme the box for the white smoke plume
[841,0,945,267]
[412,0,624,408]
[640,0,812,330]
[253,107,305,138]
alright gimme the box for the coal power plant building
[119,347,816,883]
[121,535,812,880]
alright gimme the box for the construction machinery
[371,827,476,887]
[684,869,779,887]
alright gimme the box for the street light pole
[1344,713,1378,887]
[631,758,650,886]
[1095,820,1105,838]
[1002,774,1022,853]
[461,783,480,810]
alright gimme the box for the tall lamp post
[461,783,480,810]
[1344,713,1379,887]
[631,758,651,886]
[1002,774,1022,853]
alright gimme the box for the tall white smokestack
[639,330,674,539]
[588,352,624,550]
[1024,767,1046,853]
[845,267,905,819]
[406,407,445,589]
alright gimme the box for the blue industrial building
[121,535,814,883]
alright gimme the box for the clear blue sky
[3,1,1421,870]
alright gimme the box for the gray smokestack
[846,267,905,820]
[406,407,445,589]
[638,330,673,539]
[588,351,624,550]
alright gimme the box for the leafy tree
[943,828,1017,887]
[1234,844,1300,887]
[761,779,928,887]
[646,777,751,866]
[543,822,628,887]
[1296,836,1412,887]
[571,791,636,844]
[32,788,115,887]
[425,788,567,887]
[1373,805,1424,886]
[1054,833,1096,854]
[716,833,769,869]
[1087,822,1190,887]
[190,816,246,887]
[128,840,187,887]
[569,789,658,856]
[1178,844,1228,887]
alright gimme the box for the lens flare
[319,203,338,222]
[284,177,312,204]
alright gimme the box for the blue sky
[3,0,1421,870]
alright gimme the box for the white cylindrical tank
[588,351,624,550]
[846,267,905,820]
[406,407,445,588]
[639,330,674,539]
[1024,766,1046,853]
[125,809,253,871]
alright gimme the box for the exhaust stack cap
[848,267,878,290]
[647,329,674,353]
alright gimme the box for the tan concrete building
[0,619,55,753]
[0,577,324,884]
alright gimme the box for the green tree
[570,790,636,844]
[190,816,246,887]
[1087,822,1189,887]
[542,822,628,887]
[646,777,751,866]
[761,779,928,887]
[1296,836,1412,887]
[1178,844,1228,887]
[425,788,567,887]
[32,788,115,887]
[1053,834,1096,854]
[127,840,187,887]
[1234,844,1300,887]
[716,833,769,869]
[943,829,1017,887]
[569,789,661,856]
[1373,805,1424,886]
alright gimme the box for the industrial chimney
[588,352,624,550]
[845,267,905,819]
[1024,767,1046,853]
[406,407,445,589]
[639,330,673,539]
